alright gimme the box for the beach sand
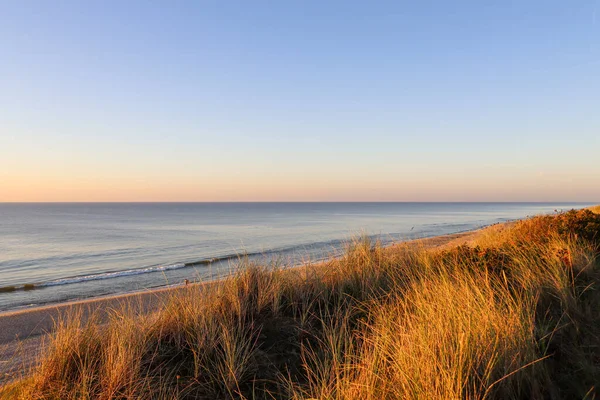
[0,228,491,382]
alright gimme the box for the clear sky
[1,1,599,202]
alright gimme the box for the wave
[0,262,187,293]
[0,237,354,294]
[0,247,300,293]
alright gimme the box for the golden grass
[2,208,600,399]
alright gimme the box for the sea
[0,202,593,312]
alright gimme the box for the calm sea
[0,202,592,312]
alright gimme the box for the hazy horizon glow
[1,1,599,202]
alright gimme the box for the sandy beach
[0,228,485,382]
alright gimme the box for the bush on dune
[2,207,600,399]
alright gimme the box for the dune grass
[2,208,600,399]
[588,205,600,214]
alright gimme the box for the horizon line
[0,201,596,204]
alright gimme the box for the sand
[0,228,488,383]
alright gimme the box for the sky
[1,1,599,202]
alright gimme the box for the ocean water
[0,202,592,312]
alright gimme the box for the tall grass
[2,208,600,399]
[588,205,600,214]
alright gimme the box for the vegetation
[2,208,600,399]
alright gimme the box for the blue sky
[1,1,599,201]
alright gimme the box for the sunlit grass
[2,208,600,399]
[588,204,600,214]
